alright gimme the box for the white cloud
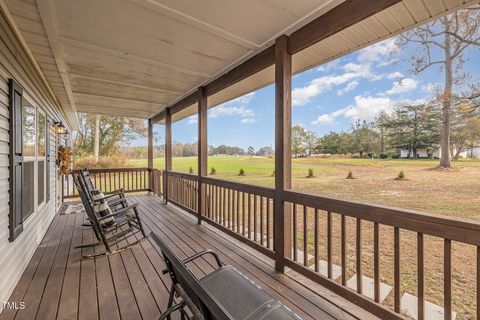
[337,81,359,96]
[187,115,197,125]
[316,60,340,72]
[421,83,437,93]
[241,118,255,124]
[387,72,404,79]
[292,68,371,106]
[311,114,335,125]
[312,94,427,126]
[385,78,418,95]
[209,105,254,119]
[357,38,397,64]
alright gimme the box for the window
[37,111,46,206]
[22,101,35,219]
[21,99,48,220]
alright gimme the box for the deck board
[0,195,379,320]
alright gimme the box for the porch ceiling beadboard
[3,0,476,123]
[3,0,344,120]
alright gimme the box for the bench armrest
[183,250,223,269]
[159,302,186,320]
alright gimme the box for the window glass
[23,102,36,157]
[37,112,45,157]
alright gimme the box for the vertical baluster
[236,191,240,233]
[99,172,103,190]
[109,172,112,192]
[104,172,107,192]
[477,246,479,320]
[341,214,346,286]
[247,193,251,239]
[260,197,265,246]
[254,196,257,242]
[242,192,246,236]
[227,189,231,229]
[394,227,401,313]
[356,219,362,294]
[374,222,380,303]
[66,175,70,196]
[327,211,332,279]
[418,233,424,320]
[293,204,297,261]
[246,194,252,237]
[242,193,246,236]
[272,197,275,252]
[216,186,219,222]
[237,192,247,233]
[267,198,271,249]
[303,206,308,267]
[223,187,226,226]
[314,209,319,273]
[444,239,452,320]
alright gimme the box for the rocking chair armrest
[102,189,125,198]
[108,197,127,208]
[97,204,138,222]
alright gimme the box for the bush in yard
[74,155,128,169]
[346,171,354,179]
[306,168,314,178]
[396,170,406,180]
[271,169,275,177]
[238,168,245,176]
[189,167,194,174]
[392,154,400,159]
[379,153,389,159]
[367,152,375,159]
[210,167,216,175]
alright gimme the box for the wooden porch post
[147,118,153,193]
[197,86,207,224]
[165,108,172,204]
[274,34,292,272]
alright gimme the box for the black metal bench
[150,232,302,320]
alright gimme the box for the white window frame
[21,95,48,224]
[37,108,47,209]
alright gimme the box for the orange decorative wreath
[58,145,74,175]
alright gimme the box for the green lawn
[129,156,480,219]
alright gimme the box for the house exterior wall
[0,8,65,313]
[399,148,430,158]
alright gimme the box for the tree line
[294,99,479,160]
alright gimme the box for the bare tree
[397,6,480,167]
[93,114,101,161]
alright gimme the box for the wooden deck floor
[0,195,378,320]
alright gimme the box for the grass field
[127,156,480,317]
[129,156,480,220]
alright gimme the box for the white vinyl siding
[0,8,64,313]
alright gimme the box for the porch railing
[63,168,163,199]
[163,170,480,320]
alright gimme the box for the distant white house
[398,145,438,159]
[398,145,480,159]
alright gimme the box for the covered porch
[1,0,480,319]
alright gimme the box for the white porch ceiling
[3,0,477,126]
[4,0,344,124]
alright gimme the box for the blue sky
[143,35,480,150]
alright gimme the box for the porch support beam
[274,35,292,272]
[288,0,401,54]
[164,108,172,203]
[197,86,208,224]
[148,118,153,192]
